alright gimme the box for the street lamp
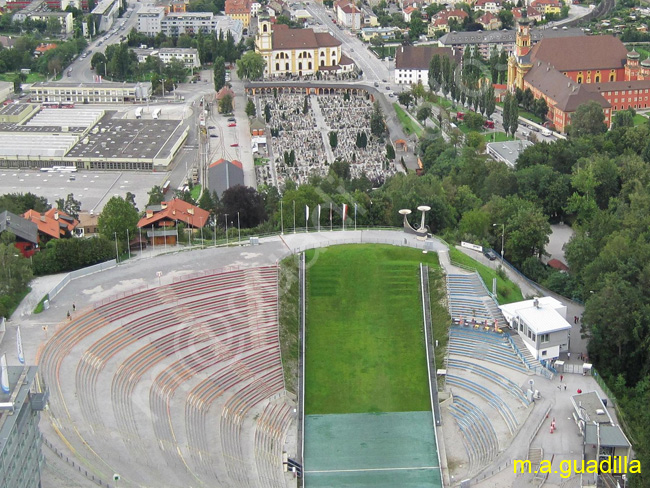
[114,232,119,263]
[493,223,505,263]
[225,213,229,245]
[237,211,241,245]
[161,78,166,97]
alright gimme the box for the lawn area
[305,245,439,415]
[483,131,515,143]
[0,72,46,84]
[279,256,300,394]
[254,157,269,166]
[190,184,201,201]
[633,113,648,126]
[393,103,423,137]
[497,102,543,124]
[448,247,524,304]
[369,45,397,59]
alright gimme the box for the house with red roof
[428,8,468,35]
[335,0,361,30]
[476,12,502,30]
[22,208,78,244]
[474,0,503,14]
[513,6,544,23]
[137,199,209,246]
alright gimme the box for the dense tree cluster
[32,237,115,275]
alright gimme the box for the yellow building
[255,17,346,77]
[225,0,251,28]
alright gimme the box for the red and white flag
[342,204,348,222]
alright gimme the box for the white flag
[17,327,24,364]
[317,204,321,231]
[1,354,9,394]
[305,205,310,224]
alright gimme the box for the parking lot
[0,169,165,213]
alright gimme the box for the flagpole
[343,204,346,231]
[305,205,309,233]
[280,200,284,235]
[354,203,357,231]
[293,200,296,234]
[330,202,332,231]
[317,204,321,232]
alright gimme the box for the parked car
[227,117,236,122]
[228,122,236,127]
[230,143,239,147]
[208,126,215,129]
[483,249,498,261]
[210,134,218,137]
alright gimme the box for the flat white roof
[499,296,570,334]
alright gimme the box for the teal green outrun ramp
[304,246,443,488]
[305,411,441,487]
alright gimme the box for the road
[68,2,143,83]
[305,2,393,87]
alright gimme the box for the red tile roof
[209,158,243,169]
[23,208,78,239]
[530,35,629,72]
[137,199,210,228]
[272,28,341,50]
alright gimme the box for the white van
[541,128,552,136]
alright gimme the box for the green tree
[398,91,413,109]
[386,143,395,160]
[329,131,338,149]
[417,105,432,123]
[245,98,256,117]
[464,111,485,131]
[214,56,226,91]
[370,101,385,137]
[236,51,265,80]
[484,84,496,118]
[612,108,635,130]
[98,196,139,242]
[55,193,81,220]
[46,17,62,36]
[534,97,548,121]
[569,101,607,137]
[147,185,165,206]
[219,93,233,113]
[0,232,33,318]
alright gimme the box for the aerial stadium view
[0,0,647,486]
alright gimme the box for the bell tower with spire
[507,9,533,91]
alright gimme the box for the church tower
[507,10,533,92]
[255,14,273,76]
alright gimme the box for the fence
[43,437,114,488]
[48,259,117,302]
[298,252,306,488]
[291,235,434,254]
[503,332,554,380]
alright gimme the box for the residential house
[403,6,417,22]
[137,199,209,246]
[335,0,362,30]
[0,210,38,257]
[530,0,562,15]
[473,0,502,14]
[513,6,544,23]
[476,12,502,30]
[225,0,252,28]
[361,5,378,27]
[428,8,468,35]
[22,208,78,244]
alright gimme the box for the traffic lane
[305,3,388,81]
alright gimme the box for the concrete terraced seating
[221,368,286,487]
[447,358,530,406]
[449,395,499,474]
[446,374,518,435]
[446,274,487,296]
[39,265,289,488]
[449,327,528,374]
[255,402,294,488]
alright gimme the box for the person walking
[560,375,564,382]
[67,311,71,320]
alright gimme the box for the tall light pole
[225,213,229,245]
[280,200,284,234]
[114,232,119,263]
[354,203,357,231]
[237,211,241,245]
[293,200,296,234]
[493,223,505,263]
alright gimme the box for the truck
[484,120,494,129]
[135,107,143,118]
[152,108,161,119]
[456,112,465,121]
